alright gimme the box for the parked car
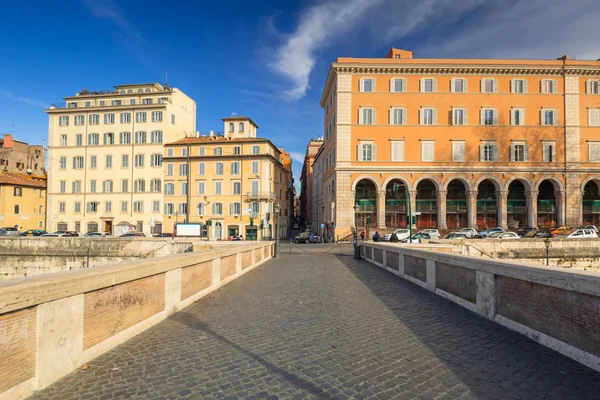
[478,227,505,238]
[0,227,19,236]
[516,227,537,237]
[384,229,410,242]
[55,230,79,237]
[550,226,573,236]
[457,228,478,238]
[554,229,598,239]
[523,229,552,238]
[19,230,47,236]
[486,231,520,240]
[153,233,173,238]
[418,229,441,239]
[119,233,146,238]
[84,231,110,237]
[308,234,321,243]
[294,232,310,244]
[443,232,469,239]
[401,232,431,243]
[40,233,66,237]
[585,225,599,233]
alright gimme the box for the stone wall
[360,242,600,373]
[0,241,273,399]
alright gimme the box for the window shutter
[359,78,364,92]
[510,144,515,162]
[480,109,485,125]
[541,80,546,94]
[451,78,456,93]
[481,79,485,93]
[390,79,395,92]
[420,79,424,92]
[402,108,407,124]
[419,109,424,125]
[389,108,393,124]
[401,78,406,92]
[511,79,515,93]
[492,109,498,125]
[493,79,498,93]
[372,109,376,124]
[492,145,499,161]
[358,109,364,124]
[553,109,558,125]
[590,144,600,162]
[398,142,404,161]
[432,78,437,92]
[510,110,515,125]
[551,144,557,162]
[432,108,438,125]
[524,144,529,161]
[543,144,549,162]
[540,109,544,125]
[357,145,361,161]
[552,79,558,93]
[372,144,377,161]
[587,80,591,94]
[479,144,484,161]
[589,109,594,126]
[523,79,528,93]
[463,108,468,125]
[463,79,468,92]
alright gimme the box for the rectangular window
[74,115,85,125]
[231,162,240,175]
[151,130,163,143]
[164,203,174,215]
[480,143,498,162]
[212,203,223,215]
[120,113,131,123]
[421,78,436,93]
[122,154,129,168]
[99,100,105,106]
[233,146,241,155]
[135,154,144,167]
[359,108,375,125]
[233,182,241,194]
[134,201,144,213]
[59,157,67,169]
[512,79,527,93]
[103,132,114,145]
[391,141,404,162]
[150,179,161,193]
[481,109,497,125]
[104,113,115,124]
[214,181,222,195]
[167,148,174,157]
[14,187,22,197]
[151,111,163,122]
[230,203,241,215]
[58,116,69,126]
[451,78,467,93]
[136,112,147,123]
[511,108,525,126]
[165,183,174,195]
[171,114,176,125]
[250,201,259,214]
[421,141,435,162]
[252,145,260,155]
[198,162,205,175]
[105,155,112,168]
[510,143,528,162]
[481,78,497,93]
[589,143,600,162]
[112,100,121,106]
[390,78,406,93]
[90,156,97,169]
[152,201,160,213]
[360,78,374,92]
[73,156,84,169]
[151,154,162,167]
[420,108,436,125]
[541,109,558,126]
[120,131,131,144]
[543,142,556,163]
[59,202,66,213]
[452,141,466,162]
[158,97,168,104]
[541,79,558,94]
[178,203,187,215]
[121,201,128,213]
[214,147,222,156]
[105,201,112,213]
[251,161,258,174]
[90,180,96,193]
[59,181,66,193]
[130,99,136,105]
[587,80,600,94]
[389,108,405,125]
[134,179,145,193]
[76,134,83,146]
[121,179,128,193]
[182,147,188,157]
[74,202,81,213]
[166,163,173,176]
[216,162,224,175]
[179,163,188,176]
[181,182,188,195]
[198,147,205,156]
[143,98,153,105]
[135,131,147,144]
[452,108,467,125]
[198,181,205,195]
[251,181,259,197]
[89,114,99,125]
[589,108,600,126]
[87,202,98,213]
[60,135,67,146]
[88,133,99,145]
[359,143,374,161]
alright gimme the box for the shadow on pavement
[337,255,600,399]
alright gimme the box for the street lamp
[274,202,281,258]
[544,237,551,266]
[354,203,361,259]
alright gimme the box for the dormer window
[228,122,234,133]
[238,122,244,133]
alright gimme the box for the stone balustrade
[360,242,600,373]
[0,241,273,399]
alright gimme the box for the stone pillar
[467,190,478,228]
[497,190,509,230]
[377,190,386,229]
[436,190,448,230]
[409,190,417,229]
[526,190,538,228]
[565,174,583,226]
[350,189,357,229]
[555,190,565,226]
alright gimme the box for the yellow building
[0,173,46,230]
[45,83,196,235]
[163,116,292,240]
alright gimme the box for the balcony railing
[246,192,276,200]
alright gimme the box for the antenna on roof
[231,112,237,117]
[164,70,170,89]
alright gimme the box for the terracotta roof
[0,172,47,188]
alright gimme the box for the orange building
[300,138,323,228]
[318,48,600,237]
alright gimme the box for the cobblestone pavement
[32,253,600,399]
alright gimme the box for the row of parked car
[383,225,600,242]
[0,227,148,238]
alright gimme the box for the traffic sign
[320,223,325,229]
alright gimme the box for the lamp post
[354,203,361,259]
[274,202,281,258]
[544,237,551,266]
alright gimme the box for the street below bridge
[32,245,600,399]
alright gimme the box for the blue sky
[1,0,599,189]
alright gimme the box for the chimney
[1,134,14,149]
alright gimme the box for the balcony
[246,192,276,200]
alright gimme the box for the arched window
[238,122,244,133]
[128,89,133,93]
[228,122,234,133]
[145,88,151,93]
[87,222,98,233]
[57,222,68,231]
[138,88,143,93]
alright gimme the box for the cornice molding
[331,64,600,76]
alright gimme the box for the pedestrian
[373,231,381,242]
[360,231,365,240]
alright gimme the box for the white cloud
[269,0,384,100]
[0,90,48,108]
[288,151,305,165]
[83,0,144,43]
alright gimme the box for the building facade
[299,138,323,228]
[45,83,196,236]
[0,134,45,175]
[163,116,292,240]
[319,48,600,237]
[0,173,46,230]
